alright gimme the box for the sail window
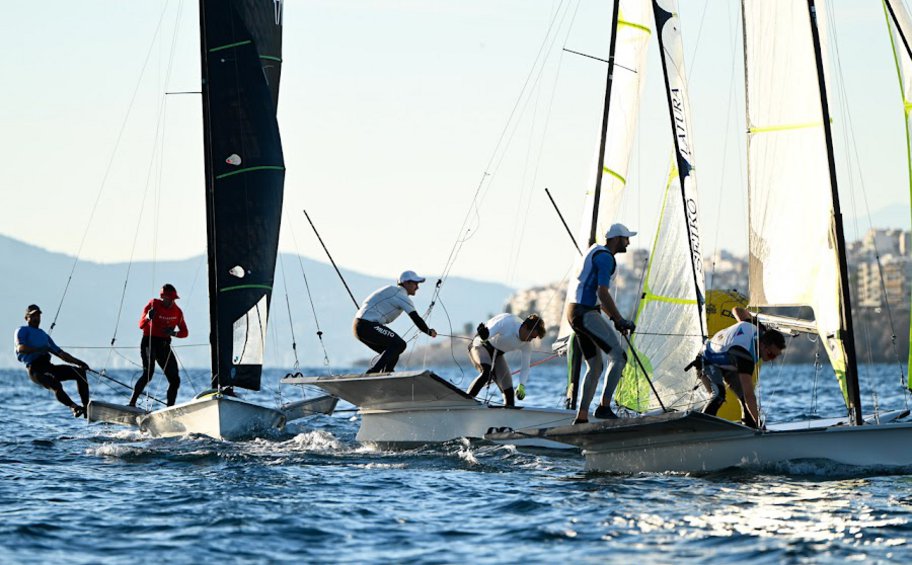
[232,294,268,366]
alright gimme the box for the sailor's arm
[732,306,753,322]
[54,349,90,370]
[408,311,437,338]
[738,372,760,426]
[596,285,622,322]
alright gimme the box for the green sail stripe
[618,19,652,34]
[260,55,282,62]
[220,284,272,293]
[215,165,285,180]
[602,167,627,185]
[748,120,825,134]
[209,40,252,52]
[883,0,912,388]
[641,292,698,306]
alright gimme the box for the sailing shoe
[72,405,86,419]
[594,405,618,419]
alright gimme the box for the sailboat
[489,0,912,473]
[278,0,663,449]
[87,0,336,440]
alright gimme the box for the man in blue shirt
[565,223,637,424]
[14,304,91,418]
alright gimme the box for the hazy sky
[2,1,910,291]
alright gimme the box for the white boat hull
[488,411,912,473]
[138,395,285,441]
[283,370,577,448]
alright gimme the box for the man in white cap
[353,271,437,374]
[565,223,637,424]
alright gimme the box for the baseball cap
[604,223,637,240]
[161,284,180,299]
[398,270,426,284]
[25,304,42,317]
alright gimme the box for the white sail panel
[883,0,912,387]
[557,0,653,348]
[617,0,706,412]
[742,1,848,383]
[575,0,654,248]
[232,294,269,366]
[618,158,707,411]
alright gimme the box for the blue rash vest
[566,244,617,307]
[14,326,62,366]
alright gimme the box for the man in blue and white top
[466,313,546,407]
[699,306,786,428]
[566,223,637,424]
[353,270,437,374]
[14,304,91,418]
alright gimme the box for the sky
[2,1,910,291]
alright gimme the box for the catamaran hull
[504,411,912,473]
[359,406,575,448]
[138,396,285,441]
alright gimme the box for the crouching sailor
[466,313,546,407]
[15,304,91,418]
[698,306,786,428]
[353,270,437,374]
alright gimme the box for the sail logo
[274,0,283,25]
[686,197,703,274]
[670,88,693,165]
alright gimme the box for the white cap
[398,270,426,284]
[604,223,637,240]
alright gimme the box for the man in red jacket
[129,284,189,407]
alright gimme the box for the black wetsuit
[27,354,89,410]
[131,336,180,406]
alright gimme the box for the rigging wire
[48,1,175,335]
[428,0,574,312]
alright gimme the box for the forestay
[616,0,707,412]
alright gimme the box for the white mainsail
[557,0,653,348]
[616,0,707,412]
[742,1,852,399]
[883,0,912,386]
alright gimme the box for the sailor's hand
[164,327,176,337]
[429,329,437,338]
[614,317,636,335]
[516,384,526,400]
[78,360,90,370]
[147,308,156,320]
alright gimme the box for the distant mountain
[0,234,513,369]
[845,203,911,241]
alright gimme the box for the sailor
[130,284,188,407]
[466,313,546,407]
[698,306,786,428]
[353,271,437,374]
[566,223,637,425]
[14,304,91,418]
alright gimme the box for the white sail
[616,0,707,412]
[232,294,269,366]
[742,1,850,387]
[557,0,653,347]
[883,0,912,387]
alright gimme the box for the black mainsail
[199,0,285,391]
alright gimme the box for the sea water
[2,362,912,563]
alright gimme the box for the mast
[589,0,623,246]
[806,0,863,424]
[198,0,221,382]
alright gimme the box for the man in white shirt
[466,313,546,407]
[353,270,437,374]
